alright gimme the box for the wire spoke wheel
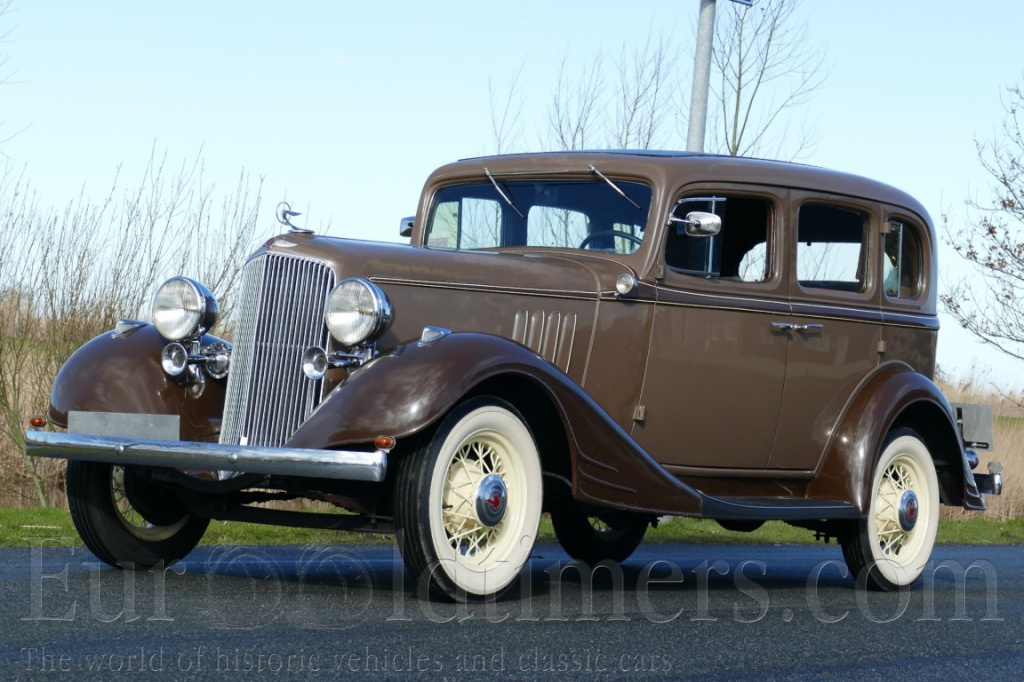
[109,466,189,542]
[396,397,543,601]
[550,504,648,565]
[841,428,939,591]
[67,460,208,569]
[441,434,516,568]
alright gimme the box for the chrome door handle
[771,322,824,332]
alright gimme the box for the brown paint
[48,324,226,442]
[44,152,986,520]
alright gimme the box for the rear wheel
[395,397,543,601]
[66,461,208,568]
[840,428,939,591]
[550,504,648,564]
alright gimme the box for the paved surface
[1,541,1022,680]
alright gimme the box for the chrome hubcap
[898,489,919,532]
[474,474,508,527]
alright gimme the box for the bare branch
[545,48,605,151]
[709,0,829,159]
[944,79,1024,362]
[489,59,527,154]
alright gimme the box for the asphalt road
[1,540,1022,681]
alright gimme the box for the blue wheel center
[475,474,507,527]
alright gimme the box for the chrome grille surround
[220,253,336,448]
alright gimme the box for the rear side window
[797,204,869,292]
[884,219,924,299]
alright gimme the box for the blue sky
[5,1,1024,386]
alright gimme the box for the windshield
[425,178,653,254]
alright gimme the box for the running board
[701,495,861,521]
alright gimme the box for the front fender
[48,324,227,441]
[287,332,705,515]
[808,363,982,513]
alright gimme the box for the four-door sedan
[27,151,1003,601]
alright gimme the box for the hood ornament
[277,201,313,234]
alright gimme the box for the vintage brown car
[27,151,1003,601]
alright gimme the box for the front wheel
[66,461,209,568]
[840,428,939,591]
[394,397,543,601]
[550,504,648,564]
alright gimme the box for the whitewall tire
[841,428,940,591]
[395,397,543,601]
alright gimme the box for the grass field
[4,507,1023,549]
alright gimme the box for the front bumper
[25,431,387,482]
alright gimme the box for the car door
[632,186,790,471]
[767,193,882,471]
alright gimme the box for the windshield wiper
[589,164,641,210]
[483,168,525,219]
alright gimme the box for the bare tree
[489,0,828,160]
[943,80,1024,362]
[545,48,606,151]
[0,150,263,506]
[489,61,527,154]
[0,0,26,153]
[610,32,676,149]
[709,0,828,159]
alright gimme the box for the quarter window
[797,204,868,292]
[884,220,923,298]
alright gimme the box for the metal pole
[686,0,717,153]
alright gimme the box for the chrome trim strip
[663,463,815,479]
[26,431,387,482]
[369,276,597,300]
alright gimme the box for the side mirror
[670,211,721,237]
[399,216,414,238]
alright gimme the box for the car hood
[256,233,637,297]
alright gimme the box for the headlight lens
[324,278,393,346]
[152,277,219,341]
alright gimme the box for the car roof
[444,150,932,227]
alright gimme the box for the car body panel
[34,151,993,527]
[47,325,225,442]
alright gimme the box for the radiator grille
[219,253,336,447]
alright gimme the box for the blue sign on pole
[731,0,753,6]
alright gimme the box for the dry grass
[0,153,1019,518]
[938,375,1022,521]
[0,150,262,506]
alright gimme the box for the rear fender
[47,324,227,441]
[808,363,982,513]
[286,332,705,515]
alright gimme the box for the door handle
[771,322,824,332]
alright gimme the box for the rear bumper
[25,430,387,482]
[974,471,1003,496]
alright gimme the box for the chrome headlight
[324,278,393,347]
[152,277,219,341]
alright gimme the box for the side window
[797,204,868,292]
[884,219,924,298]
[665,195,773,282]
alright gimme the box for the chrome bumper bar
[25,431,387,482]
